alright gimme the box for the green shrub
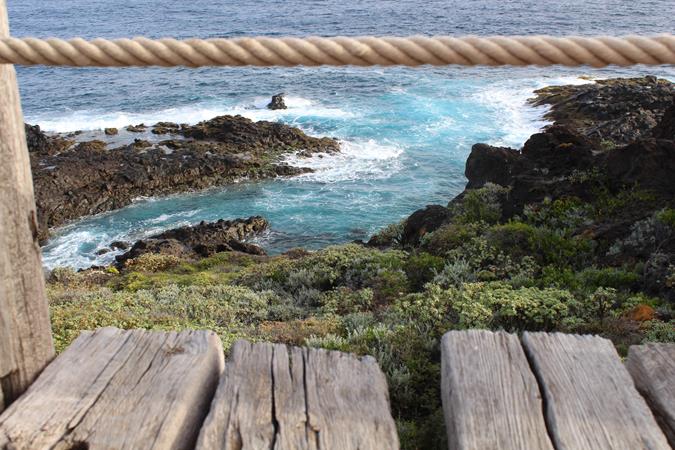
[656,207,675,228]
[578,267,640,291]
[488,222,537,258]
[393,282,573,332]
[577,287,618,322]
[368,268,410,304]
[49,284,281,353]
[642,320,675,343]
[432,258,476,288]
[320,288,374,314]
[523,197,591,231]
[530,228,594,268]
[369,220,405,247]
[123,253,181,272]
[405,253,445,291]
[421,222,483,256]
[456,282,572,330]
[453,183,508,224]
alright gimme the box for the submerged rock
[267,93,287,110]
[115,216,269,266]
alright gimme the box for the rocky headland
[396,76,674,301]
[28,114,339,242]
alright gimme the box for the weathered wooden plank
[0,327,224,450]
[522,332,671,450]
[196,340,399,450]
[0,0,54,410]
[626,343,675,446]
[440,330,554,450]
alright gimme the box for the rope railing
[0,34,673,67]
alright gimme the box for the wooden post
[0,0,54,410]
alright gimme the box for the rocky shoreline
[60,76,674,280]
[394,76,674,301]
[46,76,675,449]
[28,113,339,242]
[113,216,269,268]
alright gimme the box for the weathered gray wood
[626,343,675,446]
[440,330,554,450]
[0,0,55,410]
[196,340,399,449]
[522,332,671,450]
[0,327,224,449]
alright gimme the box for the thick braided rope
[0,35,673,67]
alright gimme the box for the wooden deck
[0,328,672,449]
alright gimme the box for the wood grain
[196,340,399,449]
[522,332,670,450]
[0,327,224,450]
[0,0,54,409]
[626,343,675,446]
[441,330,554,450]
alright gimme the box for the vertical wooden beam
[0,0,54,410]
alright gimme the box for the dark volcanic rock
[531,77,674,145]
[398,77,675,251]
[110,241,129,251]
[104,128,118,136]
[182,115,338,153]
[267,93,287,110]
[25,124,72,156]
[605,138,675,199]
[463,126,599,217]
[126,124,147,133]
[30,115,339,241]
[652,97,675,139]
[152,122,182,135]
[115,216,268,266]
[465,144,521,189]
[401,205,453,247]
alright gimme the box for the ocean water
[7,0,675,269]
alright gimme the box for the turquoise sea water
[8,0,675,269]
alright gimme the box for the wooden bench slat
[626,343,675,446]
[522,332,670,450]
[196,340,399,450]
[0,327,224,450]
[441,330,554,450]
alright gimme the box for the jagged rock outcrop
[397,77,675,255]
[115,216,269,267]
[25,124,72,156]
[29,115,340,242]
[267,93,287,110]
[531,76,674,145]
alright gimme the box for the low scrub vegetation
[48,186,674,449]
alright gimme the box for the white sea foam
[283,138,404,183]
[473,76,594,148]
[41,229,112,269]
[144,209,200,225]
[28,95,354,133]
